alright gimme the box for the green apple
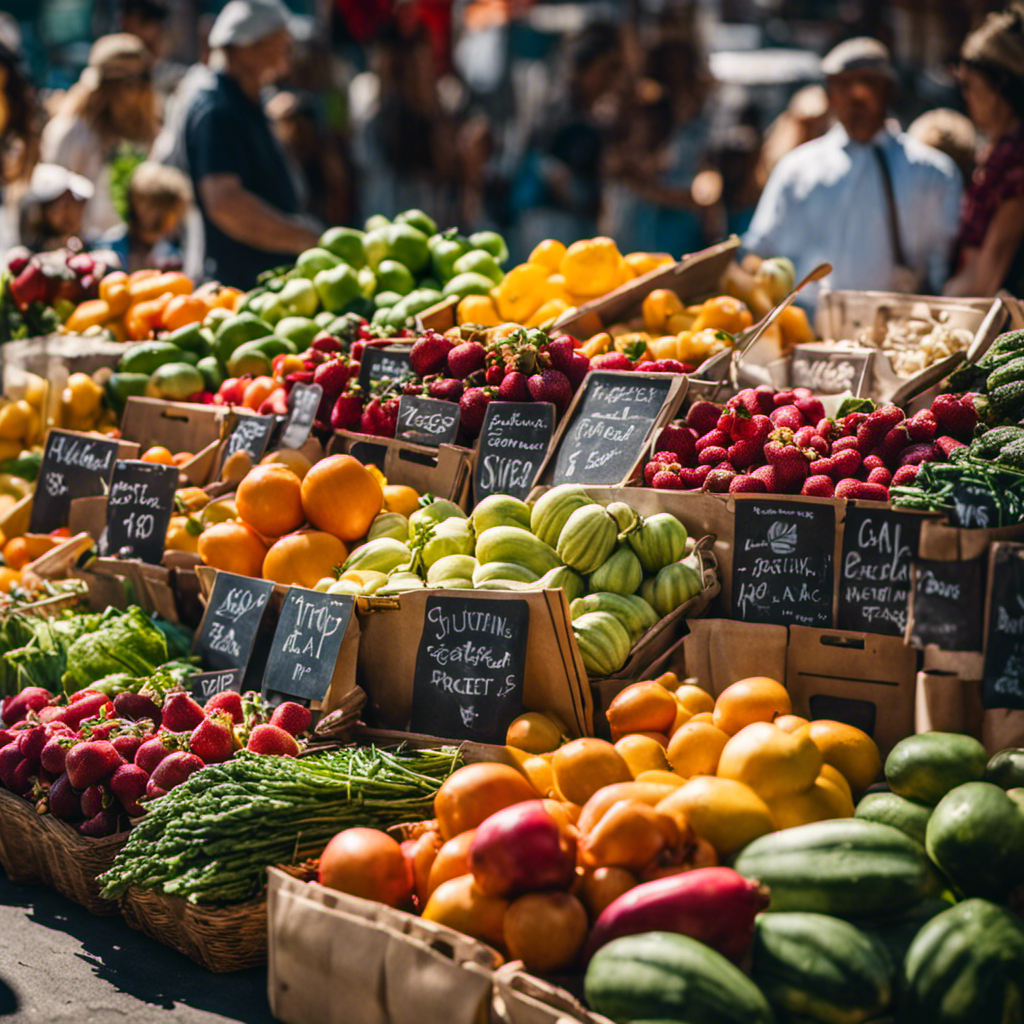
[469,230,509,266]
[442,271,495,299]
[357,266,377,298]
[296,246,341,280]
[375,259,416,296]
[313,262,361,314]
[452,249,503,284]
[364,214,390,232]
[319,226,366,268]
[363,226,391,270]
[431,233,471,283]
[213,311,275,364]
[276,277,319,318]
[385,223,430,275]
[394,208,438,237]
[275,316,320,348]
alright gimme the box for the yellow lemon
[717,722,823,801]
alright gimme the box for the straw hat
[80,33,151,89]
[962,4,1024,79]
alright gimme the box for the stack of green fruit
[317,486,706,678]
[239,209,509,336]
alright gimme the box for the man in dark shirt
[184,0,318,287]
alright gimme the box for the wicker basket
[118,862,316,973]
[0,787,126,914]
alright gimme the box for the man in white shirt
[744,37,963,307]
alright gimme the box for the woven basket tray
[118,862,317,973]
[0,787,127,914]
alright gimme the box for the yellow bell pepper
[613,332,654,363]
[691,295,753,335]
[624,252,675,278]
[641,289,685,334]
[528,238,567,272]
[165,515,202,554]
[581,332,613,358]
[492,263,549,323]
[64,299,114,334]
[456,294,502,326]
[525,297,571,328]
[560,237,625,298]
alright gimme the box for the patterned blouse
[957,127,1024,253]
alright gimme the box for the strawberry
[930,393,977,439]
[0,744,25,789]
[112,691,162,725]
[655,424,697,465]
[935,435,966,458]
[906,409,938,441]
[841,411,869,437]
[793,426,819,448]
[269,702,312,736]
[312,358,351,399]
[330,391,364,431]
[835,479,889,501]
[204,690,244,724]
[644,451,679,485]
[247,724,300,756]
[428,377,464,403]
[731,413,772,444]
[55,692,115,732]
[876,425,910,467]
[189,714,234,764]
[409,331,453,376]
[702,467,736,493]
[1,686,52,726]
[856,405,904,453]
[110,763,149,817]
[686,401,723,436]
[728,439,762,470]
[764,440,810,492]
[717,411,737,435]
[750,464,781,492]
[652,470,685,489]
[79,809,121,838]
[498,370,530,402]
[899,442,939,467]
[65,741,122,790]
[831,435,860,454]
[729,387,776,417]
[695,428,730,452]
[459,387,495,438]
[861,454,886,472]
[484,363,504,386]
[801,475,835,497]
[16,725,47,764]
[697,445,729,466]
[773,389,797,407]
[729,474,767,493]
[48,773,81,821]
[831,448,862,479]
[311,332,343,353]
[146,751,205,799]
[112,734,144,763]
[566,351,591,390]
[162,692,205,733]
[816,418,836,442]
[640,359,689,373]
[769,405,806,431]
[590,352,634,371]
[679,465,712,488]
[447,341,487,379]
[795,395,825,423]
[81,783,106,820]
[544,336,576,374]
[527,369,573,412]
[40,734,74,775]
[135,737,173,774]
[867,466,893,486]
[892,464,921,486]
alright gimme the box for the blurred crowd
[0,0,1023,304]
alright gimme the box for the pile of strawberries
[644,386,978,500]
[0,684,311,837]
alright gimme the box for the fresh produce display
[852,314,975,377]
[97,745,459,903]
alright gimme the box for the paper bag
[680,618,789,697]
[492,964,615,1024]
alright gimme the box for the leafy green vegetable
[61,606,168,693]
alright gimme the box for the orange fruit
[503,892,588,973]
[675,684,715,717]
[688,711,714,725]
[0,565,22,592]
[814,769,856,816]
[3,536,31,570]
[713,677,792,735]
[797,720,882,797]
[260,448,313,480]
[767,778,850,830]
[422,874,508,950]
[818,763,853,803]
[197,520,267,577]
[236,464,305,538]
[607,681,679,740]
[300,454,383,542]
[614,734,670,777]
[505,711,565,754]
[242,376,279,411]
[774,714,810,734]
[162,294,211,331]
[717,722,823,801]
[551,738,632,806]
[262,530,347,589]
[666,721,730,779]
[140,445,174,465]
[171,451,194,466]
[382,483,420,517]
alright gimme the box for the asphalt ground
[0,869,275,1024]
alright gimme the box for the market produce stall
[1,218,1024,1024]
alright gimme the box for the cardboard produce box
[1,332,130,394]
[679,618,790,698]
[330,431,473,509]
[267,868,497,1024]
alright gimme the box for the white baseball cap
[28,164,95,204]
[821,37,895,79]
[208,0,291,49]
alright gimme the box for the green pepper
[430,229,471,284]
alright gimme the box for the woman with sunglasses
[40,33,157,239]
[945,5,1024,297]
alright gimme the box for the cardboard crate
[1,332,131,394]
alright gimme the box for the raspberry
[801,474,835,497]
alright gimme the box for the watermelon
[884,732,987,805]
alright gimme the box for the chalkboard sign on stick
[396,395,461,447]
[982,542,1024,709]
[951,481,1003,529]
[262,588,354,703]
[224,413,275,462]
[29,429,121,534]
[193,571,274,672]
[909,557,985,651]
[474,401,555,502]
[542,371,684,486]
[789,344,874,395]
[410,594,529,743]
[838,506,921,636]
[102,459,179,564]
[733,498,835,627]
[190,668,242,703]
[358,345,413,391]
[280,382,322,449]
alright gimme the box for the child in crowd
[18,163,93,252]
[101,160,191,271]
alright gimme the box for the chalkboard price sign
[358,345,413,391]
[395,395,461,447]
[280,382,322,449]
[910,558,984,651]
[189,668,242,703]
[982,544,1024,709]
[29,429,120,534]
[102,460,179,563]
[193,571,274,672]
[262,588,354,702]
[225,413,275,462]
[951,481,1003,529]
[550,371,678,485]
[733,499,835,627]
[410,595,528,742]
[790,345,874,395]
[838,507,921,636]
[474,401,555,503]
